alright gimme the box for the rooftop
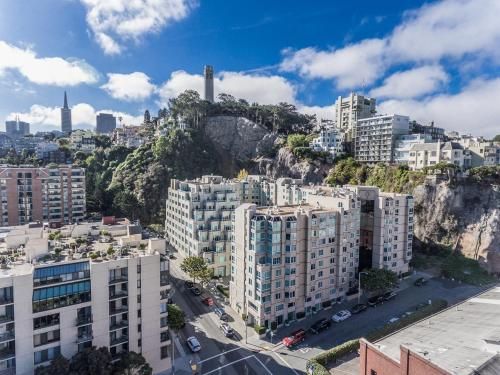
[373,286,500,375]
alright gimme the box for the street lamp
[358,271,368,304]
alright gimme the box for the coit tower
[204,65,214,103]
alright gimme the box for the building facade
[0,166,85,227]
[393,134,432,165]
[5,118,30,139]
[409,121,445,141]
[0,222,170,375]
[354,114,410,164]
[309,127,343,158]
[346,186,413,276]
[112,126,144,149]
[61,92,72,134]
[407,141,471,170]
[70,130,96,154]
[96,113,117,134]
[335,93,376,134]
[230,188,360,329]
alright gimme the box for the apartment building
[165,176,242,276]
[69,130,95,154]
[409,121,445,141]
[309,127,343,158]
[0,220,170,375]
[112,126,145,149]
[231,187,360,329]
[354,114,410,164]
[408,141,471,170]
[346,186,413,276]
[393,134,432,164]
[335,93,376,135]
[463,140,500,167]
[0,166,86,227]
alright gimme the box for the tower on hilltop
[204,65,214,103]
[61,91,72,134]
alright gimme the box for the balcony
[0,315,14,325]
[75,334,93,343]
[110,335,129,346]
[76,315,92,326]
[0,349,15,361]
[108,276,128,285]
[0,299,13,307]
[109,306,129,316]
[109,320,128,331]
[0,368,15,375]
[109,290,128,300]
[0,332,14,344]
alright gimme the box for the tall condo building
[354,114,410,163]
[230,186,360,329]
[0,166,85,227]
[204,65,215,103]
[61,91,72,134]
[0,220,171,374]
[335,93,376,149]
[5,117,30,139]
[96,113,117,134]
[165,175,273,276]
[346,186,414,276]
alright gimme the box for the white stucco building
[309,127,343,158]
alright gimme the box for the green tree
[197,267,213,288]
[180,256,209,284]
[167,304,186,331]
[360,269,398,293]
[70,346,113,375]
[115,352,152,375]
[112,190,140,219]
[35,355,70,375]
[493,134,500,142]
[287,134,310,150]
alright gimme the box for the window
[161,345,169,359]
[33,313,60,330]
[34,262,90,287]
[34,329,60,347]
[32,281,91,313]
[34,346,61,364]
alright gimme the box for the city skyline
[0,0,499,137]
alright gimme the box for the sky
[0,0,499,137]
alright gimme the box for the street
[168,255,486,375]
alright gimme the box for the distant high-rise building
[144,110,151,123]
[96,113,117,134]
[5,116,30,139]
[61,91,72,134]
[204,65,214,103]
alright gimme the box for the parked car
[190,287,201,296]
[219,323,234,337]
[388,317,400,324]
[201,295,214,306]
[309,318,331,334]
[331,310,352,323]
[350,303,368,314]
[383,291,397,301]
[282,329,306,348]
[186,336,201,352]
[169,254,176,259]
[415,302,429,311]
[214,307,229,321]
[184,281,194,289]
[414,277,428,286]
[368,295,384,307]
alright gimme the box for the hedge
[254,324,266,335]
[306,299,448,374]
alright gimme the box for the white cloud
[280,0,500,91]
[297,104,335,121]
[378,78,500,137]
[101,72,156,101]
[81,0,196,55]
[158,70,297,105]
[0,41,99,86]
[6,103,143,131]
[370,65,448,99]
[280,39,386,89]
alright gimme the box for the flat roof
[374,286,500,375]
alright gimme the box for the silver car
[186,336,201,352]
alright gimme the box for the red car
[282,329,306,348]
[201,295,213,306]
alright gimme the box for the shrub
[254,324,266,335]
[216,285,229,298]
[314,339,360,366]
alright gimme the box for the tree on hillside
[115,352,152,375]
[360,269,398,293]
[180,256,210,284]
[493,134,500,142]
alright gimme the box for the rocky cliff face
[413,178,500,273]
[204,116,274,162]
[255,147,331,184]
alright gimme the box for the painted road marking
[202,355,254,375]
[272,351,300,375]
[198,347,242,364]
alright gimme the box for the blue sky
[0,0,499,136]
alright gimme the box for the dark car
[415,302,428,311]
[414,277,428,287]
[383,291,397,301]
[309,318,331,334]
[190,287,202,296]
[368,295,384,307]
[350,303,368,314]
[214,307,229,322]
[185,281,194,289]
[169,254,176,259]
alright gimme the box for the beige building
[335,93,376,135]
[463,140,500,167]
[69,130,95,154]
[408,141,471,170]
[231,187,360,329]
[346,186,413,276]
[0,166,85,227]
[0,220,170,375]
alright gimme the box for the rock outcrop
[413,177,500,273]
[204,116,273,162]
[255,147,331,184]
